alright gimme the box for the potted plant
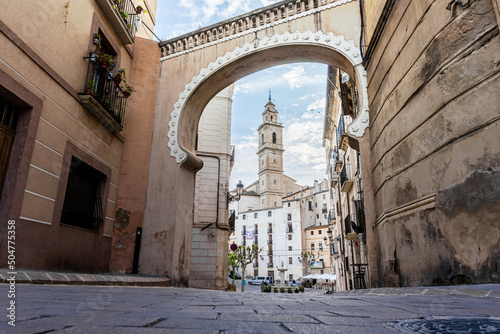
[100,53,115,70]
[294,287,299,293]
[93,33,102,48]
[280,287,285,293]
[299,285,304,293]
[273,287,278,293]
[114,68,125,85]
[89,52,99,63]
[119,9,128,22]
[122,84,135,98]
[136,5,144,14]
[287,287,293,293]
[85,80,95,94]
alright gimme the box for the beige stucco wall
[365,0,500,286]
[0,0,150,272]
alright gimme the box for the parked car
[248,276,274,285]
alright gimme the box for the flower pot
[123,91,131,98]
[90,53,99,62]
[113,76,122,85]
[101,61,110,70]
[136,6,143,14]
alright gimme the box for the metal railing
[340,163,352,189]
[82,56,127,127]
[112,0,138,40]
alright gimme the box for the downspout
[196,153,229,231]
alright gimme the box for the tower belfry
[257,95,284,209]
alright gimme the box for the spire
[269,89,272,102]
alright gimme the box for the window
[311,243,315,251]
[323,194,326,199]
[319,242,323,251]
[254,224,258,234]
[316,214,319,219]
[289,257,292,265]
[261,133,264,145]
[320,270,324,274]
[254,235,259,245]
[287,213,292,221]
[289,274,293,281]
[61,156,107,231]
[288,234,292,240]
[288,246,292,251]
[242,214,246,220]
[288,203,290,207]
[274,201,277,207]
[319,230,322,235]
[243,236,246,246]
[254,269,259,276]
[268,223,272,233]
[315,203,317,207]
[262,180,264,185]
[268,211,272,217]
[308,201,312,210]
[311,231,314,235]
[272,132,276,143]
[254,212,258,218]
[0,97,21,198]
[274,180,277,185]
[287,223,292,233]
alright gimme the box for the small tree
[228,252,237,286]
[234,244,262,292]
[301,251,320,275]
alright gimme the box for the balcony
[322,208,328,214]
[79,57,128,133]
[286,227,293,233]
[254,230,258,235]
[267,240,273,245]
[267,263,274,268]
[267,229,273,234]
[340,164,353,193]
[241,231,246,235]
[267,250,273,256]
[311,261,324,269]
[95,0,138,44]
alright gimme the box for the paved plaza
[1,284,500,333]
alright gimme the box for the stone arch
[167,30,368,169]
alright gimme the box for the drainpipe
[196,153,228,231]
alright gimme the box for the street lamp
[323,228,334,246]
[227,180,244,204]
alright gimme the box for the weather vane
[268,89,272,101]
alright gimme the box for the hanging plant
[100,53,115,70]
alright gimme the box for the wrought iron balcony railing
[95,0,139,44]
[79,56,128,132]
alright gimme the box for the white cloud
[298,93,318,101]
[261,0,277,6]
[179,0,201,18]
[307,97,326,111]
[282,65,306,89]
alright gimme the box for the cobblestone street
[1,284,499,333]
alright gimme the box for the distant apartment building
[323,67,367,292]
[229,96,336,282]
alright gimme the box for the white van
[248,276,274,285]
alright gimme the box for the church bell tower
[257,92,284,209]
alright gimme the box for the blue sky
[154,1,329,189]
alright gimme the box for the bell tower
[257,91,284,209]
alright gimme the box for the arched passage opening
[141,31,373,288]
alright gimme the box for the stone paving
[1,284,499,333]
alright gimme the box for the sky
[154,0,329,189]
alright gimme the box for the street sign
[230,243,238,252]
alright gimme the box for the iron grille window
[61,157,107,231]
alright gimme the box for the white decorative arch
[167,30,369,164]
